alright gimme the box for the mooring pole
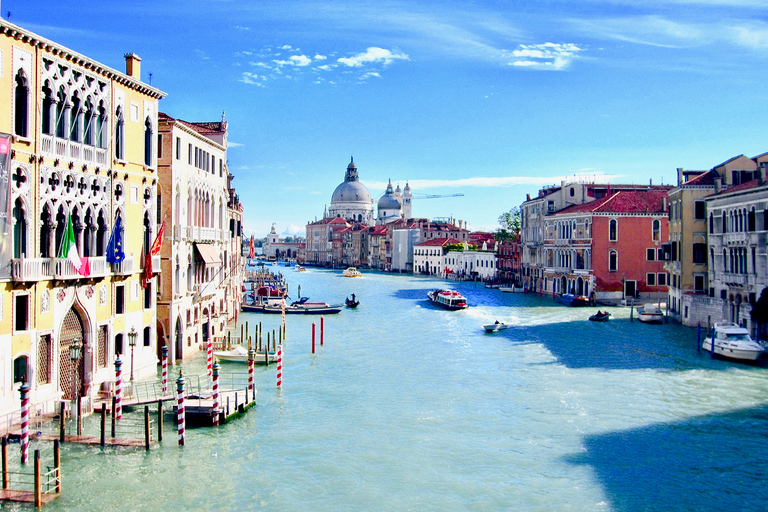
[144,405,150,451]
[312,323,316,354]
[59,402,66,443]
[177,371,186,447]
[100,404,107,447]
[157,401,163,443]
[1,437,7,489]
[33,449,41,508]
[19,383,30,465]
[53,440,61,494]
[111,396,117,438]
[320,317,324,346]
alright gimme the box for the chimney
[124,53,142,80]
[759,162,767,185]
[677,167,683,186]
[649,178,653,187]
[662,197,667,212]
[714,177,722,194]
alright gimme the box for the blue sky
[6,0,768,236]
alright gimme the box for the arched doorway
[175,317,183,361]
[59,308,85,401]
[156,321,166,360]
[560,276,567,294]
[577,277,584,296]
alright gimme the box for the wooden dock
[29,432,150,448]
[0,488,57,506]
[177,388,256,428]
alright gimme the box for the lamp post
[69,338,82,435]
[128,327,138,394]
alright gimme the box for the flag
[106,216,125,264]
[248,235,255,259]
[58,215,87,276]
[149,220,166,256]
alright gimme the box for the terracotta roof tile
[554,188,670,215]
[416,237,461,247]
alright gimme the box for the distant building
[414,238,461,276]
[263,224,302,260]
[327,158,374,226]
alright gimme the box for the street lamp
[69,338,82,435]
[128,327,138,388]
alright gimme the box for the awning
[194,243,222,266]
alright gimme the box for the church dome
[332,180,371,204]
[378,180,402,211]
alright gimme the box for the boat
[242,297,342,315]
[427,289,469,311]
[588,311,611,322]
[556,293,590,307]
[213,345,278,364]
[343,267,362,277]
[499,285,524,293]
[345,295,360,308]
[295,265,306,272]
[637,303,664,323]
[702,322,765,361]
[483,321,509,333]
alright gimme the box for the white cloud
[280,45,294,50]
[503,43,582,70]
[239,72,266,86]
[314,54,327,60]
[195,49,210,60]
[273,55,313,67]
[228,141,244,148]
[235,26,250,31]
[363,173,616,191]
[316,64,332,71]
[337,47,410,67]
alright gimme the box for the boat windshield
[724,333,752,341]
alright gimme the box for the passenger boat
[588,311,611,322]
[556,293,590,307]
[427,289,469,311]
[637,304,664,323]
[343,267,362,278]
[483,321,509,333]
[702,322,765,361]
[242,297,342,315]
[213,345,277,364]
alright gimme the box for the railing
[722,272,747,284]
[113,256,135,276]
[53,258,81,279]
[725,232,747,245]
[40,134,108,167]
[12,258,53,281]
[86,256,108,278]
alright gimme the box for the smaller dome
[378,195,402,210]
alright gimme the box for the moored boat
[427,289,469,311]
[637,303,664,323]
[702,322,765,361]
[242,297,342,315]
[556,293,590,307]
[213,345,277,364]
[499,285,524,293]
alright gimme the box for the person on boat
[351,293,356,302]
[495,320,500,324]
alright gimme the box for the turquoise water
[11,269,768,511]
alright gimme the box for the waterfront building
[366,225,388,269]
[413,238,461,276]
[263,224,302,261]
[156,112,243,362]
[305,217,350,266]
[326,158,374,226]
[443,243,498,280]
[496,239,521,285]
[704,161,768,333]
[0,19,165,416]
[391,228,421,272]
[340,222,368,268]
[542,187,671,304]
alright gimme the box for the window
[144,326,151,347]
[748,208,756,231]
[115,107,125,160]
[609,219,617,241]
[115,284,125,315]
[692,243,706,264]
[709,213,714,234]
[144,117,153,166]
[646,248,656,261]
[14,70,29,138]
[14,295,28,331]
[115,333,124,357]
[157,134,163,159]
[652,219,661,242]
[37,334,52,384]
[13,356,28,384]
[657,248,664,261]
[646,273,656,286]
[175,137,180,159]
[694,201,706,220]
[694,275,705,292]
[657,273,667,286]
[188,143,192,164]
[608,250,617,272]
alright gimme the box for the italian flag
[58,216,88,276]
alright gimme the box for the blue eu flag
[106,216,126,264]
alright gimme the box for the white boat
[343,267,362,277]
[483,322,509,333]
[499,286,524,293]
[637,303,664,323]
[213,345,278,364]
[427,289,469,310]
[703,322,765,361]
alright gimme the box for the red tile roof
[709,178,766,197]
[159,112,226,136]
[554,188,670,215]
[416,237,461,247]
[683,170,718,186]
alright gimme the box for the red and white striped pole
[161,345,169,396]
[247,347,255,392]
[206,340,213,381]
[211,361,220,426]
[320,316,324,346]
[276,344,282,388]
[281,297,286,328]
[114,356,123,420]
[19,383,30,464]
[312,323,316,354]
[176,371,185,446]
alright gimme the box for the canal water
[14,269,768,511]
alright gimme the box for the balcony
[721,273,747,285]
[53,258,81,279]
[12,258,53,282]
[113,257,135,276]
[725,232,747,245]
[40,134,108,167]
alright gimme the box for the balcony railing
[721,273,747,285]
[113,256,135,276]
[53,258,81,279]
[40,134,108,167]
[725,232,747,245]
[11,258,53,281]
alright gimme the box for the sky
[5,0,768,237]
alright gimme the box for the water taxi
[483,321,509,333]
[343,267,362,277]
[703,322,765,361]
[637,304,664,323]
[427,289,469,311]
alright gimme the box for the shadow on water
[392,288,435,300]
[496,319,768,372]
[565,404,768,511]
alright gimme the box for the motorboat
[499,285,524,293]
[702,322,765,361]
[295,265,306,272]
[213,345,277,364]
[483,321,509,333]
[589,311,611,322]
[556,293,590,307]
[343,267,362,277]
[427,289,469,311]
[637,304,664,323]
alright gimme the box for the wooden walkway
[0,489,58,505]
[30,432,150,447]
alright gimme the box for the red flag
[248,235,256,259]
[150,221,166,256]
[142,253,152,289]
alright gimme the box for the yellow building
[0,19,166,420]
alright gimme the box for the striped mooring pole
[20,383,30,464]
[212,361,220,427]
[176,371,185,446]
[161,345,169,396]
[276,344,283,388]
[114,356,123,420]
[248,347,255,392]
[206,340,213,381]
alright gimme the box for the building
[327,158,374,226]
[414,238,462,276]
[444,243,497,280]
[0,19,165,417]
[156,112,243,362]
[496,239,521,286]
[391,228,421,272]
[305,217,350,266]
[263,224,302,261]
